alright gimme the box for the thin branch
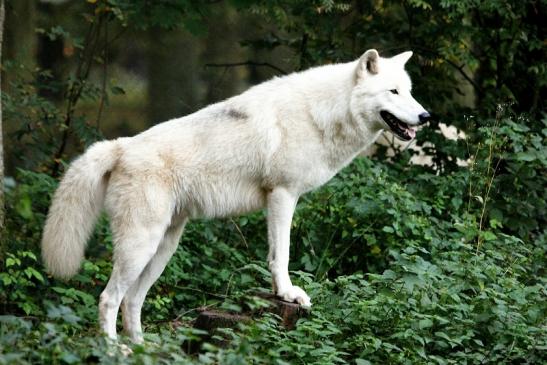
[174,303,217,322]
[0,0,5,233]
[402,0,413,45]
[412,45,484,97]
[96,19,108,131]
[230,218,249,249]
[298,32,308,71]
[107,27,127,45]
[476,112,503,254]
[205,61,288,75]
[52,13,105,176]
[174,285,228,299]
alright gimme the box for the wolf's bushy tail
[41,140,121,279]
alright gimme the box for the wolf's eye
[390,89,398,95]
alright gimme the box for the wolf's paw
[105,339,133,357]
[277,285,312,308]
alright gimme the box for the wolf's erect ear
[356,49,379,81]
[392,51,413,65]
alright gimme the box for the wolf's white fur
[42,49,428,342]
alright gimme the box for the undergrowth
[1,112,546,364]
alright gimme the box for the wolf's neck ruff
[288,60,383,171]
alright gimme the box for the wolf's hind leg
[121,216,187,342]
[99,227,166,339]
[99,188,173,340]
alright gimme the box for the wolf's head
[350,49,430,141]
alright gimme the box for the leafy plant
[1,1,545,363]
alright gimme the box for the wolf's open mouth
[380,111,416,141]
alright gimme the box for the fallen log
[183,293,309,353]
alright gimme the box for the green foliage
[1,0,546,363]
[480,113,547,239]
[243,0,545,119]
[2,111,546,363]
[2,66,64,169]
[105,0,212,34]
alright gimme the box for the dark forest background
[0,1,545,364]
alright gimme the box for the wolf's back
[41,140,121,279]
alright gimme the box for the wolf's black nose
[418,112,431,124]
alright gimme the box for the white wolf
[42,49,430,342]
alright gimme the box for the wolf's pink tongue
[408,127,416,139]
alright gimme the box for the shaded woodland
[0,1,545,363]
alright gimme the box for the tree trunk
[3,0,37,91]
[147,28,201,125]
[0,0,5,231]
[201,3,245,104]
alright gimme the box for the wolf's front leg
[267,188,311,307]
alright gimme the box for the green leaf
[110,86,126,95]
[481,230,497,241]
[418,318,434,329]
[59,352,80,364]
[515,151,536,161]
[402,274,421,293]
[28,267,45,283]
[15,195,33,219]
[0,273,13,285]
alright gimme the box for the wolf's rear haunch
[41,140,120,279]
